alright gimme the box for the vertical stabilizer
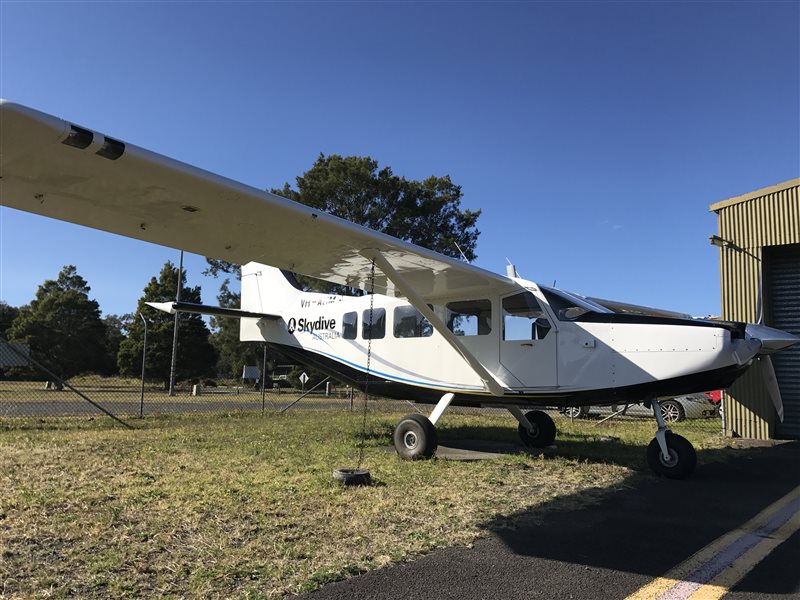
[239,262,301,342]
[241,262,301,314]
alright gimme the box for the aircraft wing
[0,101,516,301]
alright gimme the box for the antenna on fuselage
[453,241,470,263]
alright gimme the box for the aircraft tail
[240,262,302,315]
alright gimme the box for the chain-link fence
[0,336,424,426]
[0,337,724,438]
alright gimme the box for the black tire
[393,414,438,460]
[518,410,557,448]
[332,468,371,486]
[646,432,697,479]
[660,400,685,423]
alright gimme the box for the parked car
[561,392,720,422]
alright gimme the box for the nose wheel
[647,398,696,479]
[646,431,696,478]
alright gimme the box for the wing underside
[0,101,516,302]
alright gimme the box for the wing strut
[363,250,506,397]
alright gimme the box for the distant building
[710,178,799,439]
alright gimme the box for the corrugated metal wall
[769,244,800,438]
[712,181,800,439]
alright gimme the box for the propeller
[757,355,784,423]
[751,269,789,422]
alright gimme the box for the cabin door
[499,291,558,388]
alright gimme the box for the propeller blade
[758,356,784,422]
[756,270,764,325]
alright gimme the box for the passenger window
[393,306,433,338]
[342,311,357,340]
[362,308,386,340]
[503,292,551,340]
[446,300,492,336]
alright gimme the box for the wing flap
[0,101,515,301]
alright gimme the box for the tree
[101,314,130,376]
[0,302,19,338]
[280,154,480,258]
[8,266,108,378]
[204,154,482,377]
[117,262,217,387]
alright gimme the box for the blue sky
[1,1,798,319]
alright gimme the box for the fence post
[261,343,267,414]
[139,313,148,418]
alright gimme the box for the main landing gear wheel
[518,410,557,448]
[393,414,438,460]
[647,431,696,479]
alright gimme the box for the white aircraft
[2,101,797,479]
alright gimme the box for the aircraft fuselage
[239,263,761,408]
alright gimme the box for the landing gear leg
[646,397,696,479]
[508,407,557,448]
[393,393,454,460]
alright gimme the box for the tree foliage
[8,266,110,377]
[117,262,217,386]
[102,314,129,376]
[0,302,19,338]
[278,154,480,258]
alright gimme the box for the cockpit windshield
[540,287,612,321]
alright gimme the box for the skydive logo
[287,316,337,335]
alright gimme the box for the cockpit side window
[445,299,492,336]
[503,292,551,340]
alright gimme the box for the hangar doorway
[766,243,800,439]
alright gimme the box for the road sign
[299,372,309,385]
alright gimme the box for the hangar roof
[709,177,800,212]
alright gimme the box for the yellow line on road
[625,484,800,600]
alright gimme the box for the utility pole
[168,250,183,397]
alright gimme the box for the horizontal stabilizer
[145,301,280,321]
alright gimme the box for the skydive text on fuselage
[287,316,337,335]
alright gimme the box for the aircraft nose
[745,323,800,354]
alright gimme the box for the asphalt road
[300,441,800,600]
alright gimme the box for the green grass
[0,410,729,599]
